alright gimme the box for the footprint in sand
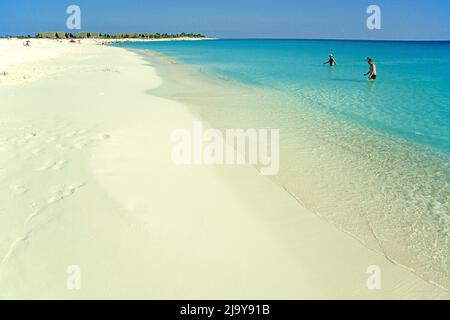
[47,183,85,204]
[37,160,68,171]
[10,184,28,195]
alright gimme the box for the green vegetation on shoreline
[0,32,206,39]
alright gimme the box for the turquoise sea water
[122,39,450,154]
[118,40,450,289]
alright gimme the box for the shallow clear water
[117,40,450,289]
[121,39,450,153]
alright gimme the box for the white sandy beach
[0,38,448,299]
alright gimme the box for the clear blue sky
[1,0,449,40]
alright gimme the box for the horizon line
[220,37,450,42]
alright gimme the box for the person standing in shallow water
[324,54,337,66]
[365,57,377,80]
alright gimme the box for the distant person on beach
[324,54,336,66]
[364,58,377,80]
[23,40,31,47]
